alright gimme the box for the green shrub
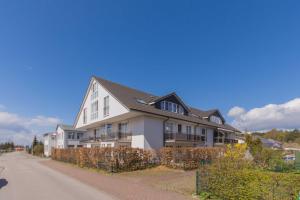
[198,144,300,200]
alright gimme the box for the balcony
[80,132,132,143]
[164,132,205,143]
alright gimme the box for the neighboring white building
[71,76,240,150]
[43,124,86,156]
[43,132,56,157]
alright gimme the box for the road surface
[0,152,117,200]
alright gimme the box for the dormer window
[160,101,184,115]
[210,115,222,124]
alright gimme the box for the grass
[119,165,196,196]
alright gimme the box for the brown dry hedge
[51,147,223,172]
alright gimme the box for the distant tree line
[252,129,300,144]
[0,142,15,152]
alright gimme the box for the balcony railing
[214,138,238,144]
[80,132,132,143]
[164,132,204,142]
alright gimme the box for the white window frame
[83,108,87,124]
[160,101,184,115]
[210,116,222,124]
[91,82,98,100]
[91,100,98,120]
[103,96,109,117]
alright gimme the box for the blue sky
[0,1,300,144]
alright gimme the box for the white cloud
[0,110,61,145]
[228,98,300,131]
[228,106,246,118]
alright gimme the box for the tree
[245,135,263,156]
[33,143,44,156]
[32,136,38,148]
[0,142,15,152]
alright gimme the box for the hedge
[200,167,300,200]
[160,147,224,170]
[51,147,224,171]
[52,147,158,172]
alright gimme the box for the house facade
[43,124,86,156]
[43,132,56,157]
[72,76,240,150]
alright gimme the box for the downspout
[163,117,170,147]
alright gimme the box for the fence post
[196,170,200,195]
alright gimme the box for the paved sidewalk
[0,152,116,200]
[41,159,192,200]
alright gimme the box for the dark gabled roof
[190,108,226,122]
[189,107,210,118]
[151,92,191,112]
[93,76,240,132]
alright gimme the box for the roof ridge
[94,76,157,97]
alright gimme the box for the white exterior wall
[130,116,145,149]
[56,126,65,149]
[143,116,164,150]
[75,79,129,129]
[44,133,57,156]
[44,135,50,157]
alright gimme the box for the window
[165,123,173,133]
[106,124,112,133]
[119,123,128,133]
[67,132,75,140]
[214,131,224,143]
[167,102,172,112]
[186,126,192,140]
[91,82,98,100]
[210,116,222,124]
[100,125,106,135]
[77,133,83,140]
[186,126,192,134]
[103,96,109,117]
[91,100,98,120]
[178,106,184,114]
[160,101,184,115]
[201,128,206,142]
[160,101,165,110]
[83,108,87,124]
[178,124,182,133]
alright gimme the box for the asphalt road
[0,152,117,200]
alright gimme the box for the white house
[72,76,240,150]
[43,132,56,157]
[43,124,86,156]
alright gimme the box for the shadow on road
[0,179,8,189]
